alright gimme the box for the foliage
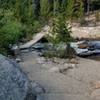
[45,13,73,58]
[47,14,72,44]
[53,0,60,15]
[0,9,24,49]
[0,0,15,10]
[66,0,74,20]
[28,0,33,19]
[74,0,84,19]
[78,0,84,18]
[95,11,100,21]
[32,20,43,32]
[25,19,43,40]
[0,21,23,45]
[40,0,51,19]
[0,0,99,55]
[15,0,21,20]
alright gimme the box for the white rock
[15,58,22,62]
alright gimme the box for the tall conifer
[66,0,74,19]
[40,0,50,18]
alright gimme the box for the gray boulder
[0,54,36,100]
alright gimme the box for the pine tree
[66,0,74,20]
[40,0,50,19]
[53,0,60,16]
[74,0,84,18]
[15,0,21,20]
[28,0,33,20]
[78,0,84,18]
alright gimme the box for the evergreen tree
[66,0,74,20]
[28,0,33,20]
[78,0,84,18]
[40,0,50,19]
[53,0,60,16]
[74,0,84,18]
[15,0,21,20]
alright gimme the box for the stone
[95,81,100,89]
[15,58,22,63]
[69,58,78,64]
[11,45,20,55]
[31,82,45,95]
[0,54,36,100]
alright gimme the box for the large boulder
[0,54,36,100]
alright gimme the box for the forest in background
[0,0,100,55]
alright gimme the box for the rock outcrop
[0,54,36,100]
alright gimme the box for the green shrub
[0,9,24,55]
[24,19,43,41]
[0,21,23,46]
[45,14,73,58]
[46,14,73,44]
[32,20,42,33]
